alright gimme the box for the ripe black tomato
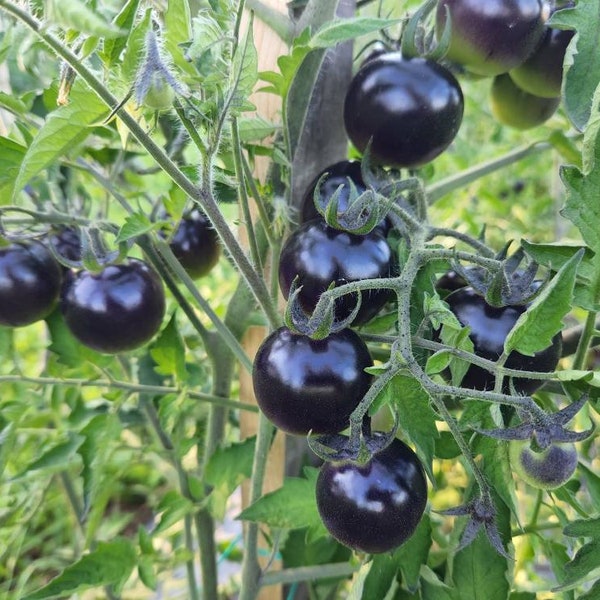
[169,210,220,279]
[252,326,372,436]
[509,20,574,98]
[0,241,62,327]
[436,0,547,77]
[316,435,427,553]
[343,53,464,168]
[490,74,560,130]
[278,219,395,326]
[509,439,578,489]
[444,287,562,394]
[61,259,165,354]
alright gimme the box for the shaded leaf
[46,0,126,38]
[309,17,400,48]
[149,313,187,382]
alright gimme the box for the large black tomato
[436,0,547,77]
[490,74,560,130]
[444,287,562,394]
[343,53,464,168]
[168,210,220,279]
[316,435,427,553]
[252,326,372,435]
[509,439,578,490]
[509,18,575,98]
[278,219,395,326]
[61,259,165,354]
[0,241,62,327]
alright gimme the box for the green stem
[426,140,553,203]
[572,311,597,370]
[0,0,280,330]
[0,374,258,412]
[239,413,275,600]
[260,562,359,587]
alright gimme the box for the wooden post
[239,3,288,599]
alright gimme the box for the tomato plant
[0,0,598,599]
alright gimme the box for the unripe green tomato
[509,439,578,490]
[143,78,175,111]
[490,74,560,130]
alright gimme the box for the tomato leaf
[21,539,136,600]
[45,0,126,38]
[374,374,439,483]
[204,437,256,519]
[238,467,327,539]
[504,249,581,356]
[12,82,109,199]
[99,0,141,67]
[153,490,194,535]
[309,17,400,48]
[115,212,159,243]
[149,313,187,383]
[0,136,26,200]
[549,0,600,131]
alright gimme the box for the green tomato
[509,439,578,490]
[142,77,175,111]
[490,74,560,130]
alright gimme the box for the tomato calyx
[440,493,509,558]
[473,396,593,449]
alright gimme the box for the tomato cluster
[0,210,219,354]
[437,0,574,129]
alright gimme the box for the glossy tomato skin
[300,160,390,235]
[490,74,560,130]
[169,210,220,279]
[436,0,546,77]
[316,436,427,553]
[278,219,395,325]
[0,241,62,327]
[445,287,562,394]
[509,24,574,98]
[343,53,464,168]
[509,439,578,489]
[252,326,372,435]
[61,259,165,354]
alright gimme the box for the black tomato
[300,160,390,235]
[0,241,62,327]
[278,219,395,326]
[47,227,81,264]
[436,0,547,77]
[343,53,464,168]
[509,20,574,98]
[316,436,427,553]
[490,74,560,130]
[61,259,165,354]
[509,439,578,490]
[444,287,562,394]
[169,210,220,279]
[252,326,372,435]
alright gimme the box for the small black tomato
[316,435,427,553]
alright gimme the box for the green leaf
[228,20,258,115]
[153,491,194,535]
[309,17,400,48]
[374,374,438,483]
[0,136,26,199]
[549,0,600,131]
[504,249,582,356]
[12,82,109,198]
[204,437,256,519]
[115,212,160,243]
[561,106,600,254]
[164,0,196,77]
[564,516,600,539]
[149,314,186,382]
[362,554,399,600]
[138,555,157,591]
[0,91,30,115]
[21,539,136,600]
[238,116,278,142]
[14,434,84,479]
[238,467,327,538]
[45,0,126,38]
[421,566,457,600]
[578,579,600,599]
[100,0,141,66]
[394,513,432,591]
[451,529,510,600]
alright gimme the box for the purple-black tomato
[61,258,165,354]
[509,439,578,489]
[0,241,62,327]
[316,435,427,553]
[252,326,372,435]
[278,219,395,326]
[445,287,562,394]
[436,0,547,76]
[343,53,464,168]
